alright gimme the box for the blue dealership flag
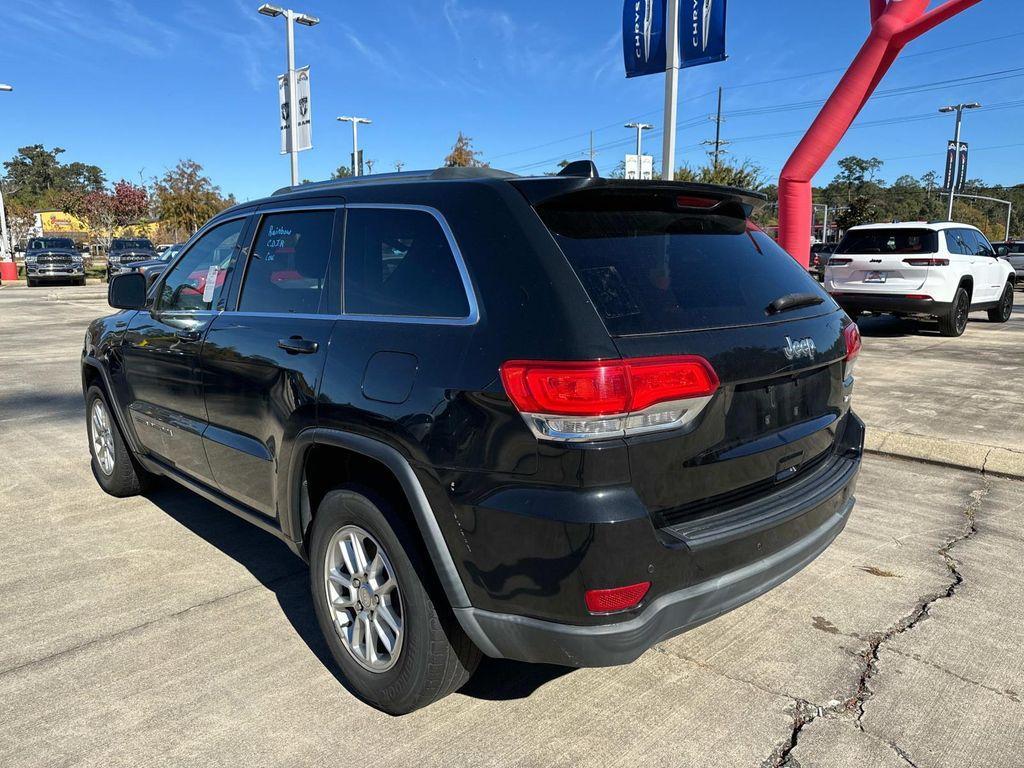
[623,0,668,78]
[681,0,728,69]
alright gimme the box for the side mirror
[108,271,147,310]
[996,245,1010,258]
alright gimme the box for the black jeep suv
[83,165,864,714]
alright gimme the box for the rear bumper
[831,292,950,316]
[458,413,864,667]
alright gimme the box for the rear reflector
[905,294,933,301]
[903,258,949,267]
[585,582,651,614]
[500,356,719,441]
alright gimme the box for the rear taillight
[843,323,862,380]
[903,257,949,267]
[584,582,650,614]
[500,356,719,441]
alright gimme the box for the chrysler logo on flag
[623,0,667,78]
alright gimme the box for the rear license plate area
[864,271,887,283]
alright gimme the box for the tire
[26,277,36,288]
[310,488,481,714]
[75,277,86,287]
[938,286,970,337]
[987,282,1014,323]
[86,385,153,497]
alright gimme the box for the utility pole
[258,4,319,187]
[701,86,730,170]
[365,159,375,175]
[625,122,654,158]
[395,161,404,173]
[661,0,681,179]
[939,102,980,221]
[337,116,372,176]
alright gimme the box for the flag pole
[661,0,681,180]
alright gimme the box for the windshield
[835,229,938,255]
[111,239,153,251]
[537,192,832,335]
[29,238,75,250]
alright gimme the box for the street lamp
[939,102,981,221]
[337,116,372,176]
[624,122,653,158]
[258,4,319,187]
[0,83,11,265]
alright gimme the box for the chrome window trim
[342,203,480,327]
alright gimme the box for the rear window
[536,192,830,335]
[835,229,938,255]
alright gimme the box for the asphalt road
[1,283,1022,767]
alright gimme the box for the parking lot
[1,282,1023,767]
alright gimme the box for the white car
[825,222,1016,337]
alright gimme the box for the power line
[495,30,1024,169]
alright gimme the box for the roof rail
[272,166,518,196]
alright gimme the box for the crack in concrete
[762,480,990,767]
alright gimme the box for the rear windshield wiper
[766,292,825,315]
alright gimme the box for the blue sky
[1,0,1021,202]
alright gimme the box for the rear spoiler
[510,176,767,214]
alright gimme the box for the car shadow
[142,480,572,706]
[853,315,927,338]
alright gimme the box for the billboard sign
[623,0,667,78]
[279,66,312,153]
[682,0,728,69]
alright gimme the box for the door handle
[277,337,319,355]
[175,329,202,342]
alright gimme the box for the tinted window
[835,228,938,255]
[945,230,967,255]
[111,239,153,250]
[28,238,75,250]
[157,219,244,312]
[537,193,830,335]
[344,208,470,318]
[958,229,987,257]
[239,210,334,314]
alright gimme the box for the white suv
[825,222,1016,337]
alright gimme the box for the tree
[1,145,105,210]
[444,133,487,168]
[3,200,36,252]
[59,180,150,250]
[151,160,235,242]
[332,165,352,179]
[673,159,766,190]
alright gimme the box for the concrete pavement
[1,283,1023,767]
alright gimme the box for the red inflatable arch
[777,0,984,267]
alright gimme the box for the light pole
[258,4,319,187]
[625,122,654,159]
[337,116,371,176]
[939,102,981,221]
[0,83,11,264]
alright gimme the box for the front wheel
[988,283,1014,323]
[310,488,481,714]
[938,287,970,337]
[86,386,153,497]
[26,277,36,288]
